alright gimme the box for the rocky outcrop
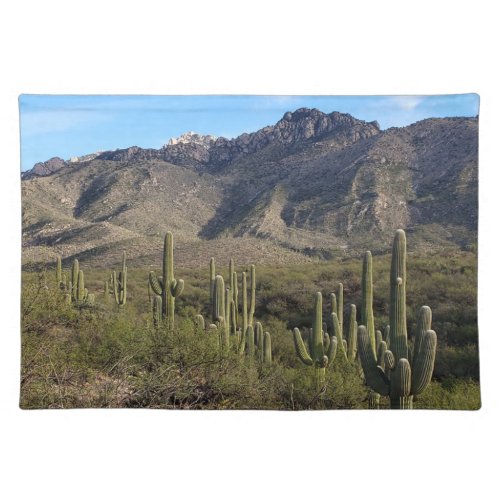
[24,108,381,175]
[167,131,217,147]
[203,109,380,168]
[23,156,67,178]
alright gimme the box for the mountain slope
[21,109,478,267]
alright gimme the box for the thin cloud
[388,96,424,111]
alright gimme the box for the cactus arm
[389,229,408,362]
[77,270,85,302]
[229,259,234,294]
[56,256,62,284]
[377,340,387,369]
[238,327,247,354]
[331,312,347,360]
[323,333,330,352]
[172,279,184,297]
[242,272,248,334]
[121,266,127,305]
[212,275,225,323]
[391,358,412,409]
[330,293,337,315]
[264,332,272,364]
[209,257,215,304]
[71,259,79,301]
[292,328,313,366]
[346,304,358,361]
[248,265,256,327]
[225,286,231,331]
[149,272,163,296]
[153,296,162,328]
[255,322,264,362]
[384,349,395,373]
[112,270,119,305]
[245,325,255,357]
[411,330,437,396]
[311,292,324,361]
[230,301,237,336]
[326,335,338,364]
[412,306,432,365]
[208,324,218,333]
[336,283,343,335]
[357,326,390,396]
[232,271,239,327]
[361,250,376,355]
[194,314,205,332]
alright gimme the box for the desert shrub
[414,377,481,410]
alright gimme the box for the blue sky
[19,94,479,171]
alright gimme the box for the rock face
[167,131,217,147]
[23,156,67,178]
[21,108,478,265]
[24,108,380,175]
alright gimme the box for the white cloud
[387,96,424,111]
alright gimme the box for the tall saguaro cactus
[112,251,127,308]
[149,232,184,330]
[71,259,79,302]
[209,258,215,304]
[248,265,256,327]
[357,230,437,409]
[292,292,338,390]
[360,250,382,408]
[56,256,62,286]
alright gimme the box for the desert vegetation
[20,230,480,410]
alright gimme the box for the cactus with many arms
[293,292,338,390]
[73,268,94,306]
[357,230,437,409]
[111,251,127,307]
[149,232,184,329]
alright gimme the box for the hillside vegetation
[20,233,479,410]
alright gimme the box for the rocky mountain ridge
[21,108,478,268]
[23,109,381,175]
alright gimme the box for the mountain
[21,108,478,268]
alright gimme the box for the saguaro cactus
[263,331,272,364]
[149,232,184,329]
[194,314,205,333]
[209,258,216,304]
[241,271,248,334]
[360,250,381,408]
[112,251,127,307]
[248,265,256,327]
[56,256,62,286]
[71,259,79,302]
[346,304,358,362]
[153,296,162,329]
[292,292,338,390]
[357,230,437,409]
